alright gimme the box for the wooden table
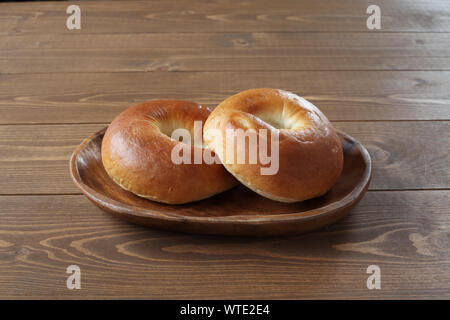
[0,0,449,299]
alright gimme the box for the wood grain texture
[2,32,450,73]
[0,0,449,299]
[1,71,450,124]
[0,190,448,299]
[1,0,450,35]
[4,32,450,51]
[0,122,448,195]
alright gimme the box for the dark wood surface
[3,33,450,73]
[0,0,449,299]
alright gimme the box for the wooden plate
[70,127,371,236]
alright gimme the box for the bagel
[101,100,237,204]
[203,88,344,203]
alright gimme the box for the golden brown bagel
[102,100,237,204]
[203,89,344,203]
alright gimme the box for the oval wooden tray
[70,127,371,236]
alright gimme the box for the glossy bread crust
[101,100,237,204]
[203,89,344,202]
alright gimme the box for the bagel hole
[255,112,289,129]
[235,118,251,128]
[157,121,205,148]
